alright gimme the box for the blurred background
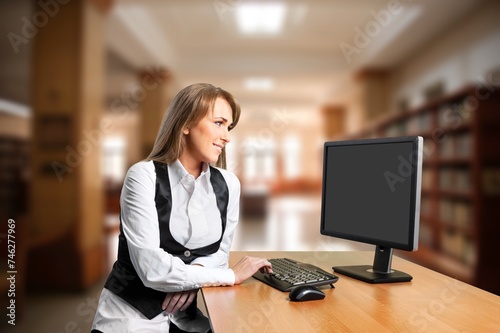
[1,0,500,331]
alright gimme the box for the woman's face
[182,97,233,166]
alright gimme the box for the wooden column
[355,69,390,122]
[138,70,172,158]
[29,0,111,290]
[321,104,346,140]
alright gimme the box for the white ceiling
[106,0,482,110]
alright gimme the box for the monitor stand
[332,246,413,283]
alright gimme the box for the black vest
[104,161,229,319]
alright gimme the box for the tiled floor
[2,194,371,332]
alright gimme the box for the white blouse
[93,160,240,331]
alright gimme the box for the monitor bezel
[320,136,423,252]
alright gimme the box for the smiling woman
[147,83,241,171]
[180,97,234,177]
[91,83,273,333]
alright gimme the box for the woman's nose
[221,127,231,143]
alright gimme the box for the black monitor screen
[320,136,422,251]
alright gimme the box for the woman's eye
[215,121,222,127]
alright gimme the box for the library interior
[1,0,500,331]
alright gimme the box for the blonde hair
[147,83,241,169]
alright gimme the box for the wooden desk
[201,251,500,332]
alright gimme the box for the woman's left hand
[162,289,198,315]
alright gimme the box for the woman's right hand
[231,256,273,285]
[162,289,197,315]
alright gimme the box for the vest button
[184,250,191,257]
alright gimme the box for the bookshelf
[345,85,500,295]
[0,136,29,219]
[0,135,29,318]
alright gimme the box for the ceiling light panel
[236,2,287,35]
[244,77,275,91]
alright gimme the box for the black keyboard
[252,258,339,292]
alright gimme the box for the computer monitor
[320,136,423,283]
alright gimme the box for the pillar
[138,69,172,158]
[29,0,112,290]
[355,69,390,122]
[322,104,346,140]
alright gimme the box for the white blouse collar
[169,160,210,187]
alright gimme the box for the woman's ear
[183,127,190,135]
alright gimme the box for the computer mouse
[289,285,325,302]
